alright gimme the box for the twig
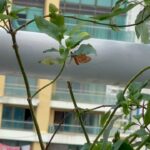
[31,62,66,98]
[5,7,45,150]
[89,105,120,150]
[123,66,150,95]
[67,81,90,144]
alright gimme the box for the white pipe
[0,28,150,85]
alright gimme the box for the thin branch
[45,112,72,150]
[14,14,50,32]
[31,62,66,98]
[67,81,90,144]
[83,104,115,113]
[64,12,150,28]
[5,7,45,150]
[90,105,120,150]
[0,25,8,32]
[123,66,150,95]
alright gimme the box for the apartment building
[0,0,141,150]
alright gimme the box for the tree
[0,0,150,150]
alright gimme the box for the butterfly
[71,52,91,65]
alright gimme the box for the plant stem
[136,135,150,150]
[123,66,150,95]
[6,8,45,150]
[31,62,66,98]
[90,105,120,150]
[67,81,90,144]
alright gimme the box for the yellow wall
[44,0,60,15]
[0,75,5,127]
[36,79,53,132]
[32,142,42,150]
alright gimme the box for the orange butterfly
[71,53,91,65]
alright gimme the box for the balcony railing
[1,119,33,130]
[49,124,117,135]
[52,88,117,105]
[4,83,37,98]
[66,23,135,42]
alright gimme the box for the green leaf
[35,16,63,42]
[43,48,58,53]
[133,114,142,121]
[39,57,64,65]
[144,102,150,126]
[144,0,150,5]
[66,32,90,49]
[10,7,28,19]
[133,128,148,137]
[135,7,150,43]
[92,3,137,21]
[0,0,6,13]
[122,101,129,115]
[49,3,58,14]
[74,44,96,56]
[100,110,111,127]
[113,140,133,150]
[116,91,125,104]
[81,143,91,150]
[113,131,120,143]
[124,122,137,131]
[0,13,12,20]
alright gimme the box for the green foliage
[100,111,111,127]
[73,44,96,56]
[35,16,64,43]
[65,32,90,49]
[113,140,133,150]
[0,0,6,13]
[49,3,58,14]
[144,102,150,126]
[135,7,150,43]
[124,122,137,131]
[144,0,150,5]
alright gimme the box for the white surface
[0,29,150,85]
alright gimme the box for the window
[12,5,43,32]
[2,105,33,130]
[5,75,37,98]
[53,111,100,134]
[52,80,109,104]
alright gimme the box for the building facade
[0,0,144,150]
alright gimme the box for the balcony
[49,124,117,136]
[52,88,117,105]
[1,120,33,131]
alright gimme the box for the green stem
[6,8,45,150]
[136,135,150,150]
[123,66,150,95]
[31,61,66,98]
[67,81,90,144]
[90,105,120,150]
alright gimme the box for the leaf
[49,3,58,14]
[81,143,91,150]
[39,57,64,65]
[73,44,96,56]
[124,122,137,131]
[113,140,133,150]
[35,16,63,42]
[100,110,111,127]
[135,7,150,43]
[10,7,28,19]
[43,48,58,53]
[116,91,125,104]
[92,3,137,21]
[144,0,150,5]
[122,101,129,115]
[0,13,12,20]
[144,102,150,126]
[133,128,148,137]
[65,32,90,49]
[0,0,6,13]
